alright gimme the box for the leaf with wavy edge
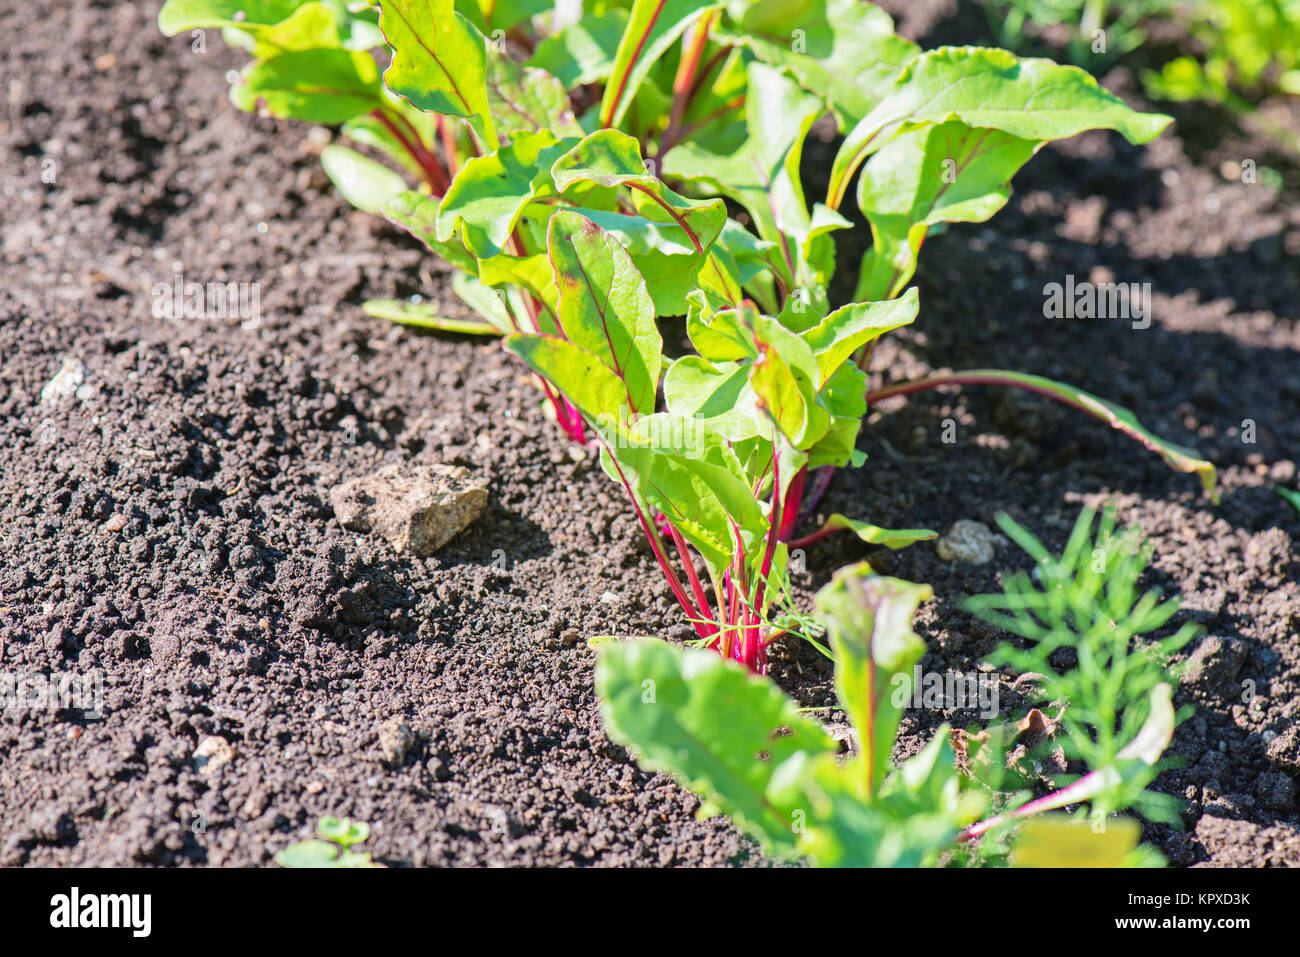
[378,0,497,147]
[827,46,1172,210]
[596,638,835,857]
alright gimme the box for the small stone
[305,780,325,795]
[40,357,86,405]
[427,758,452,782]
[1181,636,1250,695]
[560,629,581,647]
[935,519,997,564]
[329,463,488,557]
[241,789,270,819]
[103,513,127,533]
[193,735,235,775]
[378,716,415,764]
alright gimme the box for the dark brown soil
[1,0,1297,867]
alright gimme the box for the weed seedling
[275,816,383,868]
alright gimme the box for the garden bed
[1,0,1297,866]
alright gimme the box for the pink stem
[784,523,842,551]
[372,109,448,196]
[956,769,1108,844]
[777,466,806,541]
[604,449,711,640]
[668,524,717,639]
[867,371,1093,416]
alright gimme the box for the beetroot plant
[159,1,1217,668]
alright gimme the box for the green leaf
[486,57,583,138]
[221,2,346,59]
[721,0,919,129]
[662,354,764,444]
[477,252,559,331]
[814,567,933,800]
[230,48,382,123]
[320,144,408,215]
[1010,815,1141,868]
[473,0,549,32]
[816,515,938,549]
[828,46,1173,210]
[159,0,304,34]
[664,62,827,296]
[453,271,519,332]
[548,210,662,415]
[1279,486,1300,519]
[748,313,828,448]
[275,839,348,868]
[504,333,629,421]
[599,1,723,128]
[799,288,919,387]
[554,130,727,312]
[381,190,478,274]
[317,815,369,846]
[527,8,629,87]
[436,130,575,257]
[362,299,501,335]
[853,122,1039,300]
[575,207,723,316]
[793,733,966,867]
[378,0,498,147]
[685,290,756,362]
[595,637,836,857]
[611,415,768,573]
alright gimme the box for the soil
[1,0,1297,867]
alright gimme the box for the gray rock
[40,357,85,405]
[193,735,235,775]
[330,463,488,556]
[1182,636,1250,695]
[935,519,997,564]
[378,716,415,764]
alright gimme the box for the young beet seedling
[275,816,383,868]
[159,2,1216,526]
[596,507,1194,867]
[160,3,1219,671]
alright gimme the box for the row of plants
[160,1,1212,866]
